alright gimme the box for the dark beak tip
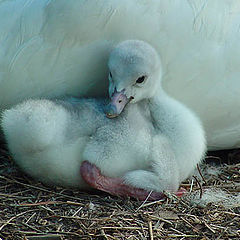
[104,104,117,116]
[106,112,118,119]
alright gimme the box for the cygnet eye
[109,72,113,78]
[136,76,146,84]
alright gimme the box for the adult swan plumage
[1,40,206,200]
[0,0,240,150]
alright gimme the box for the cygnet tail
[1,99,68,155]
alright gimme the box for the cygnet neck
[146,84,180,133]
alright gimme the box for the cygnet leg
[80,161,176,201]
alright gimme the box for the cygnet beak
[105,89,131,118]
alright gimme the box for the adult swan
[0,0,240,150]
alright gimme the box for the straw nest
[0,135,239,240]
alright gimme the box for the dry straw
[0,136,239,240]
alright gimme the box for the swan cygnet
[1,40,206,200]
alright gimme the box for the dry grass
[0,135,239,240]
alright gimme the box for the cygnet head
[105,40,162,118]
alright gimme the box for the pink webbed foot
[80,161,166,201]
[175,187,187,197]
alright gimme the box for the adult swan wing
[0,0,240,150]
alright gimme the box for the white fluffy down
[1,0,240,150]
[189,188,240,208]
[1,40,206,193]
